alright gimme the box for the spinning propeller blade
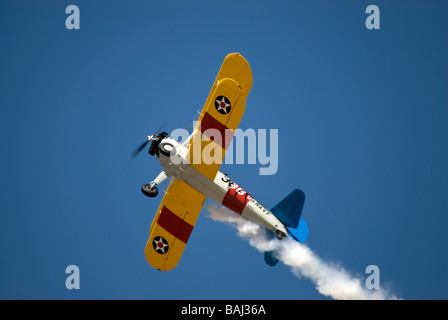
[131,121,169,159]
[132,138,151,159]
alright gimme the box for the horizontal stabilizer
[264,251,279,267]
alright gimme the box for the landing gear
[276,230,286,240]
[141,183,158,198]
[141,171,168,198]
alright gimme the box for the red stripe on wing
[158,206,194,244]
[200,112,234,150]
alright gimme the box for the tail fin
[271,189,305,229]
[264,189,309,267]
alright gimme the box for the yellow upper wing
[145,178,206,271]
[188,53,253,180]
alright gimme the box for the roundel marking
[152,236,169,254]
[215,96,231,114]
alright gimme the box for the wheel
[158,142,175,157]
[276,230,286,240]
[141,184,158,197]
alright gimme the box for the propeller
[131,135,154,159]
[131,121,169,159]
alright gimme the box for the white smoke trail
[206,204,399,300]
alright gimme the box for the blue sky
[0,0,447,299]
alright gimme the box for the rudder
[271,189,305,229]
[264,189,309,267]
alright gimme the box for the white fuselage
[156,137,287,236]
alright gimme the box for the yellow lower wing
[145,179,206,271]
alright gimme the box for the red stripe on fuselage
[200,112,234,150]
[157,206,193,244]
[221,183,252,215]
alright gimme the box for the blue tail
[271,189,305,229]
[264,189,309,267]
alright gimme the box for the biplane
[133,53,309,271]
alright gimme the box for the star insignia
[153,236,169,254]
[215,96,231,114]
